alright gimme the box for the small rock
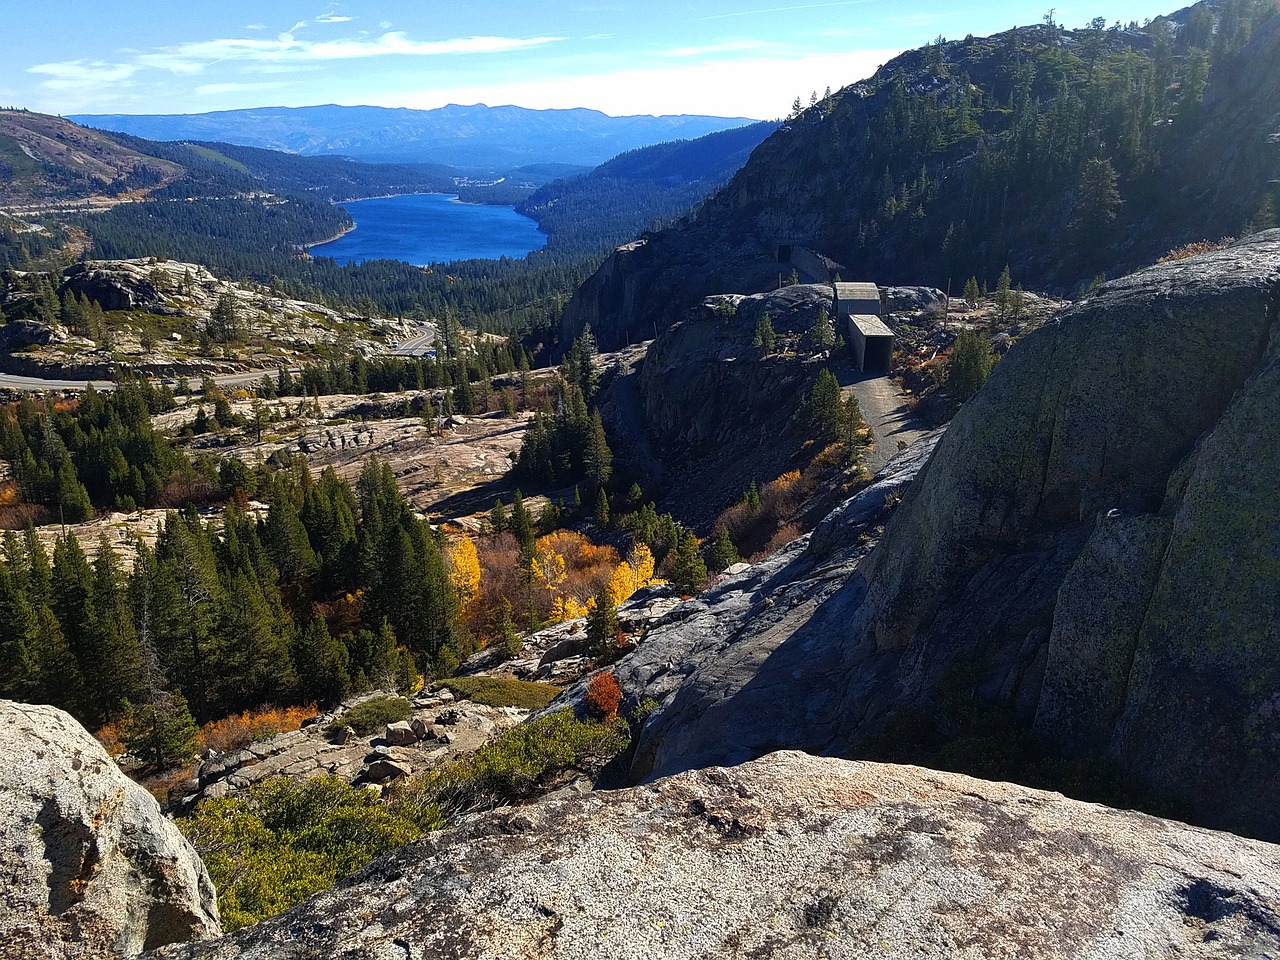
[365,759,412,783]
[410,717,429,739]
[330,725,356,746]
[436,709,462,726]
[385,721,418,746]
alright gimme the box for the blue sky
[3,1,1190,119]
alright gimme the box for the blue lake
[309,193,546,265]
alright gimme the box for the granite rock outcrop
[0,700,220,959]
[152,751,1280,960]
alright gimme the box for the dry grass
[1157,238,1234,263]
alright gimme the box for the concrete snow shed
[846,313,895,373]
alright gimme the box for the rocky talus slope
[154,751,1280,960]
[0,700,220,958]
[605,232,1280,841]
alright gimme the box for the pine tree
[994,265,1013,318]
[586,585,620,660]
[595,487,610,527]
[709,525,741,573]
[753,313,777,353]
[510,490,535,554]
[584,409,613,491]
[493,597,522,660]
[809,369,845,444]
[963,276,981,307]
[808,305,835,350]
[946,330,995,401]
[86,537,145,722]
[670,529,707,595]
[488,498,508,534]
[294,615,351,706]
[121,693,198,771]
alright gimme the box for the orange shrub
[584,671,622,720]
[95,722,126,757]
[196,703,318,755]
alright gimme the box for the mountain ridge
[69,103,761,172]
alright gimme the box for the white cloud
[27,60,139,91]
[245,23,267,31]
[375,48,898,120]
[315,14,355,23]
[379,20,393,29]
[136,32,565,72]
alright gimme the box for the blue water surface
[309,193,546,266]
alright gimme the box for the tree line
[0,456,464,734]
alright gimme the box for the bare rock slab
[0,699,221,959]
[152,752,1280,959]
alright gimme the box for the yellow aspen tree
[607,561,635,606]
[448,537,481,620]
[628,543,657,588]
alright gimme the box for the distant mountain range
[68,104,760,172]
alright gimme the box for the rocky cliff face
[560,10,1280,350]
[610,231,1280,841]
[152,751,1280,959]
[600,283,834,524]
[0,700,220,958]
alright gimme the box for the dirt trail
[837,365,930,474]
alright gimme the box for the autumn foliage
[461,528,658,643]
[585,671,623,720]
[195,703,319,754]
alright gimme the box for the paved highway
[0,367,296,393]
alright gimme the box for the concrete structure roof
[850,314,894,338]
[834,282,881,301]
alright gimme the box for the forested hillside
[563,0,1280,346]
[518,122,777,255]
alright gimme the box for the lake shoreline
[309,193,547,267]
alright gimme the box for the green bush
[431,676,560,710]
[326,695,412,737]
[179,776,422,931]
[391,710,629,825]
[945,330,995,401]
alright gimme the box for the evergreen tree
[594,487,610,527]
[488,498,508,534]
[809,369,845,444]
[586,586,620,661]
[121,693,198,771]
[670,529,708,595]
[294,615,350,706]
[808,306,835,350]
[509,490,535,555]
[584,409,613,491]
[946,330,995,401]
[209,291,240,343]
[994,265,1013,318]
[753,313,777,353]
[0,558,38,699]
[963,276,981,307]
[85,536,145,722]
[708,525,741,573]
[493,597,522,660]
[1071,158,1122,248]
